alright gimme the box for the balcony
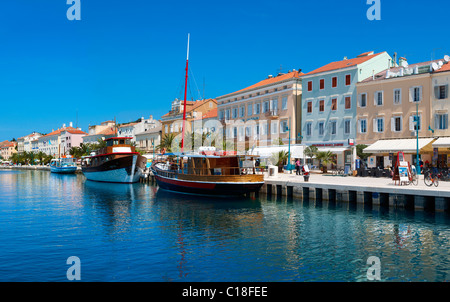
[265,110,279,119]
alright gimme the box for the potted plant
[316,151,335,174]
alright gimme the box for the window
[307,101,312,113]
[271,121,278,134]
[219,110,224,120]
[318,121,324,136]
[331,98,337,111]
[374,117,384,133]
[306,122,312,136]
[359,93,367,107]
[239,106,245,117]
[330,120,337,135]
[345,96,351,109]
[245,126,251,137]
[281,96,288,110]
[254,103,260,115]
[344,120,351,134]
[233,127,237,138]
[435,114,448,130]
[307,81,313,91]
[280,120,288,133]
[263,100,270,113]
[247,104,252,116]
[435,85,449,99]
[409,115,421,131]
[392,116,402,132]
[410,86,422,102]
[319,100,325,112]
[270,98,278,113]
[345,74,351,86]
[320,79,325,90]
[232,108,238,118]
[375,91,383,106]
[394,89,402,105]
[225,109,230,120]
[359,119,367,133]
[332,77,337,88]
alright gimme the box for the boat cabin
[180,155,259,176]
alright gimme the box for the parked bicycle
[424,169,439,187]
[332,166,345,176]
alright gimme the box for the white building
[118,115,160,142]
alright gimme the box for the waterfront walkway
[263,171,450,212]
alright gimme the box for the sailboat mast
[181,33,190,153]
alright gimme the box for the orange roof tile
[220,71,303,98]
[436,62,450,73]
[195,108,217,121]
[302,52,384,77]
[40,127,86,138]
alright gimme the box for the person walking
[295,159,301,175]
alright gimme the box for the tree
[304,146,318,160]
[356,144,371,161]
[157,133,176,152]
[271,150,289,172]
[316,151,335,173]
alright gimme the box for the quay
[261,172,450,213]
[140,170,450,213]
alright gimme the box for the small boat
[50,156,78,174]
[81,137,147,183]
[150,152,265,196]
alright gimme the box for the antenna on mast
[181,33,190,153]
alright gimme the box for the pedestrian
[295,159,301,175]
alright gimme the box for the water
[1,170,450,282]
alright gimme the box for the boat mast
[181,33,190,153]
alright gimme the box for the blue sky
[1,0,449,141]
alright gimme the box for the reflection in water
[0,170,449,281]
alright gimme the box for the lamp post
[415,102,420,175]
[286,117,292,174]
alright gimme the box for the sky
[1,0,449,141]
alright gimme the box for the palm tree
[157,133,176,153]
[271,150,289,172]
[316,151,335,173]
[304,145,318,160]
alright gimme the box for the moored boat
[81,137,147,183]
[151,153,264,196]
[50,156,77,174]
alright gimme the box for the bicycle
[424,172,439,187]
[332,167,344,175]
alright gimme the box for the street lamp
[415,101,420,175]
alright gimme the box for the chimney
[393,52,397,66]
[343,56,348,60]
[268,75,273,78]
[399,57,407,67]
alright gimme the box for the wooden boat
[50,156,77,174]
[150,153,264,196]
[81,137,147,183]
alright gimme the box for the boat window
[119,139,125,145]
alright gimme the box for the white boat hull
[83,166,143,183]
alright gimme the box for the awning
[317,147,349,154]
[363,138,435,154]
[432,137,450,148]
[252,145,304,158]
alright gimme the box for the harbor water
[1,170,449,282]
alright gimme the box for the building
[300,51,393,170]
[38,124,86,157]
[216,70,303,153]
[17,132,42,153]
[118,116,160,143]
[160,98,217,148]
[82,120,116,144]
[0,141,17,159]
[135,124,162,156]
[358,57,450,168]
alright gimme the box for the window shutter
[445,114,449,129]
[409,116,414,131]
[409,88,413,102]
[435,114,439,129]
[373,119,377,133]
[445,85,449,99]
[374,92,377,106]
[435,86,440,99]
